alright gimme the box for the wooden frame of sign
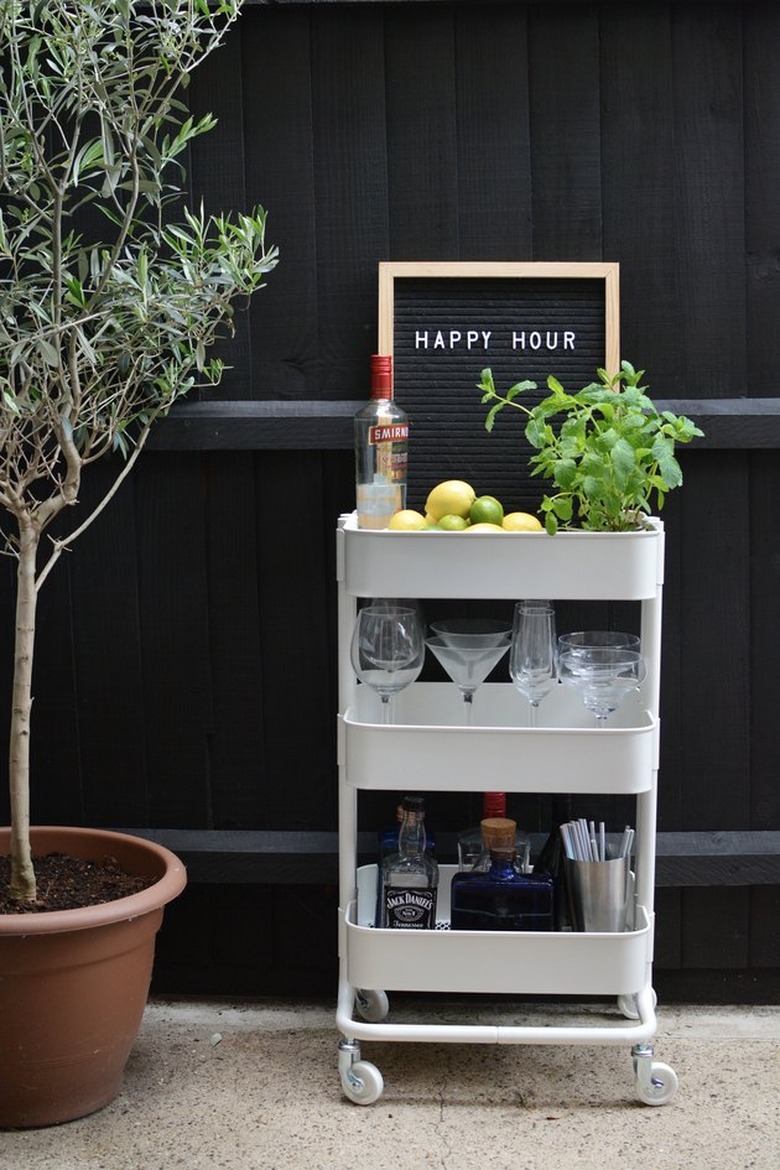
[377,260,620,513]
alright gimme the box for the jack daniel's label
[368,422,409,444]
[384,885,436,930]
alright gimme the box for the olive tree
[0,0,277,901]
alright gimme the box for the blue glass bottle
[450,818,554,931]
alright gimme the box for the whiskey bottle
[354,354,408,529]
[380,795,438,929]
[450,818,553,931]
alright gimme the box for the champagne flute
[350,605,424,724]
[509,601,557,727]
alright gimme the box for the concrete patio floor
[2,997,779,1170]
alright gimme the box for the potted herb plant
[479,362,703,533]
[0,0,277,1127]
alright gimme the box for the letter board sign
[378,261,620,514]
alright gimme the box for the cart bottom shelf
[345,865,653,997]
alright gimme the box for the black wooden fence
[1,0,779,1001]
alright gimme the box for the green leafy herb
[479,362,704,533]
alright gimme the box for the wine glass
[425,630,511,724]
[350,605,424,724]
[558,646,645,725]
[509,601,557,727]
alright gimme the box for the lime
[502,512,543,532]
[424,480,476,522]
[469,495,504,526]
[387,509,428,531]
[465,522,505,533]
[438,514,470,531]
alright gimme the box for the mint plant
[479,362,703,533]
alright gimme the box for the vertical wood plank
[670,4,746,394]
[743,5,780,393]
[203,452,268,829]
[600,6,680,387]
[241,8,320,401]
[453,5,533,258]
[309,7,390,393]
[385,8,460,256]
[68,464,149,825]
[134,454,215,827]
[527,4,602,259]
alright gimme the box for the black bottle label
[384,886,436,929]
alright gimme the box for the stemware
[509,601,557,727]
[558,630,640,657]
[425,630,511,724]
[350,605,424,724]
[430,618,512,647]
[558,646,645,726]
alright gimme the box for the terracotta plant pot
[0,826,186,1129]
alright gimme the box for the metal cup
[565,856,631,932]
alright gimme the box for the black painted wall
[1,1,779,1000]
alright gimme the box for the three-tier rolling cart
[335,512,678,1106]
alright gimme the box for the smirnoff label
[384,886,436,930]
[368,422,409,445]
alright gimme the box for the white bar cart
[335,512,678,1106]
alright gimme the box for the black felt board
[378,263,620,515]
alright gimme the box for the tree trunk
[8,522,39,902]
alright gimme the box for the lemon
[387,509,428,531]
[469,495,504,526]
[438,514,470,531]
[502,512,543,532]
[424,479,476,522]
[465,522,505,533]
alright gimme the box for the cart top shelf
[337,513,664,601]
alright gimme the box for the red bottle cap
[370,354,393,399]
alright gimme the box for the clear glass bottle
[380,795,438,929]
[450,818,554,931]
[354,354,408,529]
[457,793,531,873]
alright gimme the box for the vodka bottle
[450,818,554,931]
[354,354,408,529]
[380,795,438,929]
[457,793,531,873]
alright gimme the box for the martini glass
[425,632,511,724]
[558,647,645,726]
[430,618,512,647]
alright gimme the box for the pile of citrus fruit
[387,480,543,532]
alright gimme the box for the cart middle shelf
[340,682,658,794]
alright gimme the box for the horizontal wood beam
[120,828,780,887]
[145,398,780,451]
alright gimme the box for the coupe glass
[509,601,557,727]
[425,630,511,724]
[558,630,640,657]
[350,605,424,724]
[558,646,645,725]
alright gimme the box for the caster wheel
[355,988,389,1023]
[342,1060,384,1105]
[636,1061,678,1106]
[618,988,657,1020]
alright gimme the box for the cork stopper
[480,817,517,853]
